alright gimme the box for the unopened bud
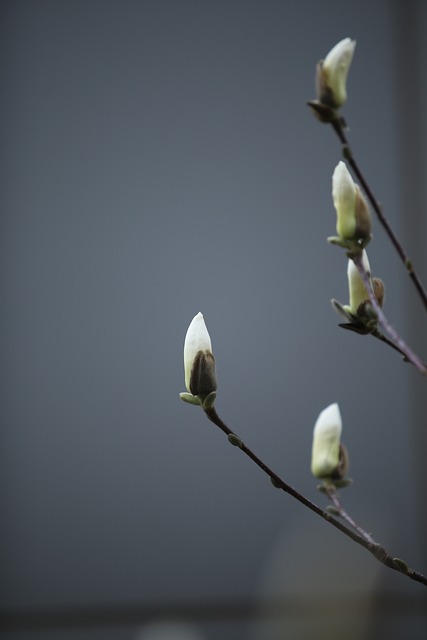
[344,250,371,316]
[317,38,356,108]
[332,161,371,245]
[311,403,348,480]
[182,312,217,403]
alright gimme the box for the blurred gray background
[1,1,427,639]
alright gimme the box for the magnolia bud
[311,403,346,480]
[183,312,217,401]
[317,38,356,108]
[344,250,371,316]
[332,161,371,244]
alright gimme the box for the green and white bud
[333,161,357,238]
[311,403,345,480]
[182,312,217,403]
[331,251,385,330]
[332,161,371,245]
[344,250,372,316]
[317,38,356,108]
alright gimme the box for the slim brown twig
[202,405,427,586]
[324,483,375,545]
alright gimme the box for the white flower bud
[183,312,217,399]
[318,38,356,108]
[311,403,342,479]
[345,250,371,315]
[332,161,371,243]
[332,161,357,238]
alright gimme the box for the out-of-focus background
[1,1,427,638]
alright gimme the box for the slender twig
[203,405,427,586]
[371,330,413,361]
[324,484,375,545]
[331,118,427,312]
[351,251,427,376]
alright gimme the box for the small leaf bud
[393,557,409,574]
[228,433,243,448]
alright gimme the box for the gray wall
[1,1,426,638]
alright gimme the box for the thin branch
[371,330,413,361]
[324,484,375,545]
[331,118,427,313]
[351,251,427,376]
[203,405,427,587]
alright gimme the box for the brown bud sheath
[332,443,350,480]
[373,277,385,308]
[354,187,372,242]
[189,350,217,398]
